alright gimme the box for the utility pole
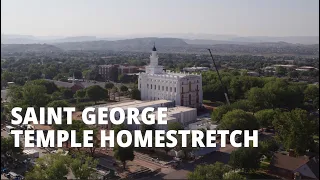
[207,49,230,105]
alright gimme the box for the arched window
[182,87,184,93]
[181,95,184,106]
[189,94,191,105]
[189,81,191,91]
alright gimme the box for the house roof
[270,153,308,171]
[48,80,105,89]
[72,83,85,89]
[305,156,319,179]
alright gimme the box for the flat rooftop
[137,114,176,121]
[273,64,296,68]
[137,106,196,121]
[166,106,196,114]
[91,100,172,110]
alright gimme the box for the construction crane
[207,49,230,105]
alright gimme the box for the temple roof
[152,44,157,51]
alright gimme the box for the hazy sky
[1,0,319,37]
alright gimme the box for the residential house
[270,153,319,179]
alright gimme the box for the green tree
[72,70,83,79]
[86,85,108,104]
[60,87,74,99]
[188,162,231,180]
[254,109,280,128]
[104,82,115,89]
[211,105,233,123]
[288,71,299,78]
[229,147,261,172]
[1,70,14,82]
[51,91,63,101]
[69,152,98,179]
[263,79,305,110]
[223,171,246,180]
[259,139,279,158]
[88,127,100,157]
[179,134,194,159]
[23,84,49,107]
[131,88,141,100]
[120,85,128,92]
[29,80,59,94]
[230,100,254,112]
[304,85,319,102]
[47,100,69,109]
[246,87,275,110]
[219,109,259,131]
[7,85,23,103]
[168,122,184,131]
[118,74,124,82]
[82,70,91,80]
[69,121,88,151]
[275,66,287,76]
[104,82,115,98]
[47,100,70,117]
[1,136,23,157]
[272,109,316,155]
[113,137,135,169]
[25,153,70,180]
[314,97,319,109]
[74,89,86,102]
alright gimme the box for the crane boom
[207,49,230,105]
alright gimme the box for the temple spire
[152,42,156,51]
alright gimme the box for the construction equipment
[207,49,230,105]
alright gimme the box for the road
[161,144,238,179]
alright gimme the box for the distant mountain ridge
[1,44,62,53]
[1,34,319,45]
[53,37,188,51]
[1,37,318,56]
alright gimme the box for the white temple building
[138,45,203,108]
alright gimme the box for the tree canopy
[86,85,108,104]
[113,137,135,169]
[219,109,259,131]
[254,109,280,128]
[25,152,98,180]
[272,108,316,155]
[229,147,261,172]
[188,162,231,180]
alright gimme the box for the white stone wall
[169,108,197,126]
[138,73,203,108]
[138,46,203,108]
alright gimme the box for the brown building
[269,153,319,179]
[118,65,139,74]
[98,65,119,81]
[98,64,139,81]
